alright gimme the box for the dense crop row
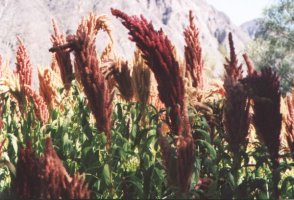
[0,9,293,199]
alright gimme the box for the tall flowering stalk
[12,138,90,199]
[15,37,32,89]
[242,68,282,198]
[112,8,194,193]
[222,33,250,186]
[184,10,204,89]
[50,19,74,90]
[223,33,250,154]
[11,37,33,109]
[50,14,113,149]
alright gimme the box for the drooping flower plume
[111,8,186,135]
[242,68,282,166]
[50,19,74,90]
[242,68,282,199]
[112,8,194,193]
[56,13,113,149]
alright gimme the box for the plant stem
[232,151,241,186]
[272,160,280,200]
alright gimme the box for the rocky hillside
[0,0,251,79]
[241,19,262,39]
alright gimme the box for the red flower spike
[50,19,74,90]
[242,68,282,166]
[223,33,250,153]
[184,10,204,89]
[15,37,33,88]
[12,138,90,199]
[112,8,194,193]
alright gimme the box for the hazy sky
[205,0,275,25]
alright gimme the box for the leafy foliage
[249,0,294,94]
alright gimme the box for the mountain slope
[241,19,262,39]
[0,0,250,78]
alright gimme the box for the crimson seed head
[112,8,194,193]
[242,68,282,166]
[224,32,243,87]
[15,37,33,88]
[184,10,204,89]
[223,32,250,152]
[50,19,74,89]
[12,138,90,199]
[65,13,113,149]
[111,8,185,135]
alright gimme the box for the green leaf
[0,160,16,177]
[281,176,294,198]
[195,128,211,142]
[196,139,216,159]
[102,164,111,186]
[7,134,18,155]
[143,165,154,198]
[193,158,201,186]
[131,124,138,139]
[116,103,123,120]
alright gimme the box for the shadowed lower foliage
[11,138,90,199]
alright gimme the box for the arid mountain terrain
[0,0,252,78]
